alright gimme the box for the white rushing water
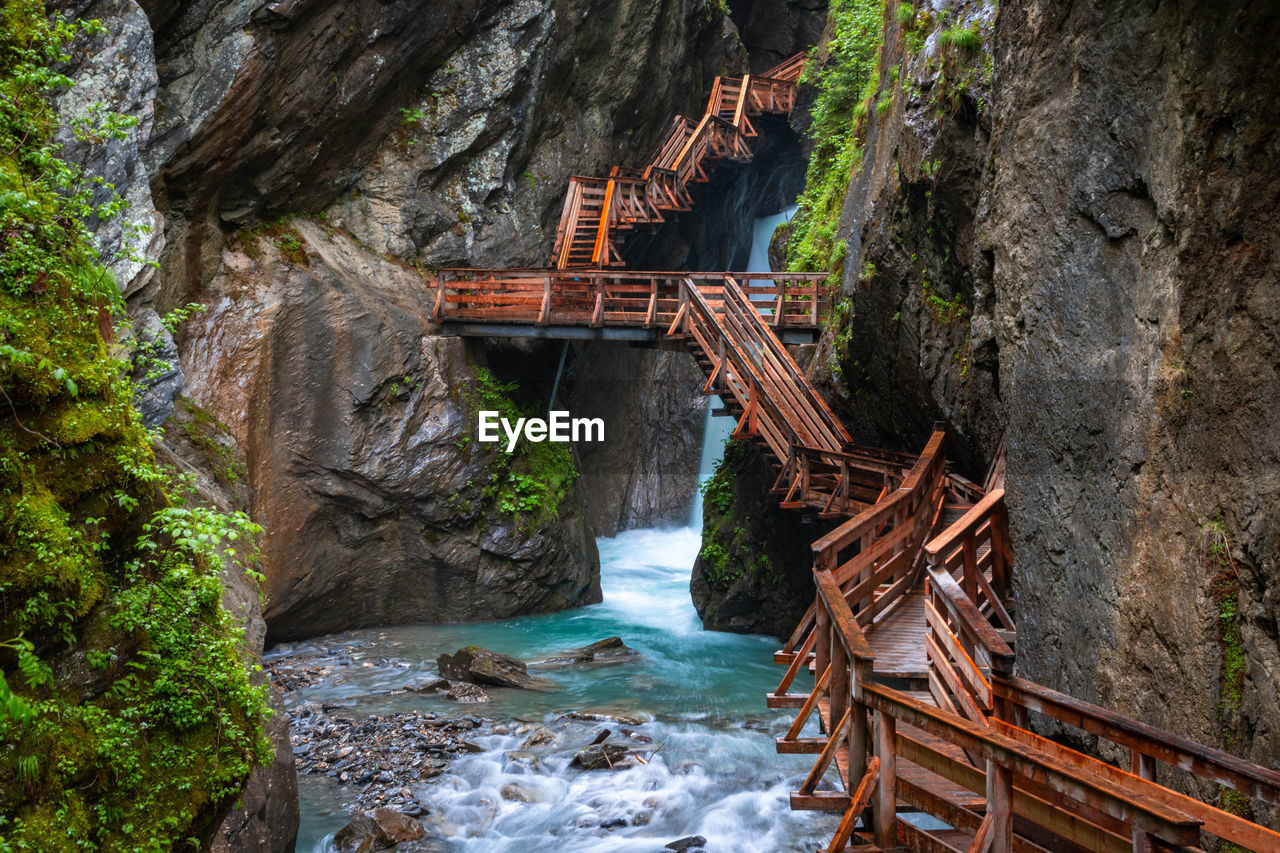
[286,209,833,852]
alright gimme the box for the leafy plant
[787,0,884,275]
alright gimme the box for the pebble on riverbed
[289,704,485,813]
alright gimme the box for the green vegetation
[460,367,578,529]
[0,3,270,847]
[939,23,982,51]
[1202,520,1256,839]
[786,0,884,274]
[697,442,784,589]
[922,277,966,324]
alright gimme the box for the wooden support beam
[874,711,897,849]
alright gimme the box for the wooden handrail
[815,569,875,663]
[926,565,1014,667]
[925,488,1005,557]
[993,676,1280,805]
[860,683,1204,848]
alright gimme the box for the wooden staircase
[549,53,807,269]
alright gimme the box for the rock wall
[154,405,299,852]
[179,220,602,641]
[132,0,747,306]
[690,440,817,637]
[985,0,1280,799]
[803,0,1280,807]
[568,343,707,536]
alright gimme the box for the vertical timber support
[830,637,849,785]
[815,606,831,713]
[986,760,1014,853]
[850,658,872,789]
[873,712,897,849]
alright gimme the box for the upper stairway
[549,53,807,270]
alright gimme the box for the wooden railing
[783,477,1280,852]
[548,53,807,268]
[431,269,834,331]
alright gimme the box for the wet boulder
[569,743,634,771]
[332,807,426,852]
[531,636,639,668]
[437,646,550,690]
[666,837,708,852]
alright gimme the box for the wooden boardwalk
[432,52,1280,851]
[549,53,806,269]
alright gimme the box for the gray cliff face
[985,0,1280,797]
[178,220,602,642]
[690,440,816,638]
[568,343,708,536]
[132,0,746,303]
[807,0,1280,803]
[52,0,165,294]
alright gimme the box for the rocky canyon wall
[793,0,1280,812]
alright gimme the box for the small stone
[601,817,627,829]
[665,837,708,852]
[445,682,490,703]
[569,743,632,771]
[501,783,534,803]
[492,725,510,735]
[631,810,653,826]
[409,678,451,693]
[519,726,557,749]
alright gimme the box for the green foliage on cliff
[463,367,578,529]
[787,0,884,274]
[0,2,270,848]
[697,442,783,589]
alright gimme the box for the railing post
[830,637,849,783]
[986,758,1014,853]
[1131,748,1157,783]
[815,606,831,707]
[873,711,897,849]
[962,535,979,603]
[850,658,872,786]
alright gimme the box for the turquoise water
[281,522,834,852]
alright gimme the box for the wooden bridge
[549,53,805,269]
[432,47,1280,853]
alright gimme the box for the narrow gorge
[1,1,1278,852]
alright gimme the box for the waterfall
[688,205,796,527]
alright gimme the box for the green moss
[786,0,885,275]
[696,441,786,590]
[459,367,578,529]
[0,3,270,847]
[922,277,967,324]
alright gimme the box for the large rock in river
[179,221,601,641]
[438,646,548,690]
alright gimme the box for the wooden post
[432,270,446,323]
[850,659,872,785]
[1131,749,1157,783]
[873,712,897,849]
[962,536,979,603]
[814,607,830,708]
[986,759,1014,853]
[538,275,551,325]
[830,638,849,782]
